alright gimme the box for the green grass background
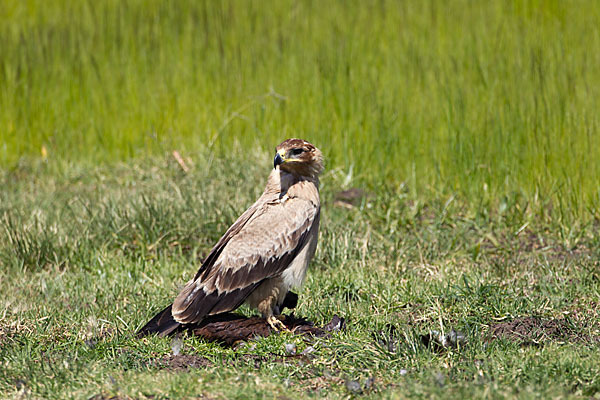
[2,0,599,216]
[2,1,600,398]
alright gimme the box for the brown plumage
[138,139,323,336]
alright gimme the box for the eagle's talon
[267,315,291,333]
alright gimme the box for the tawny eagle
[138,139,323,336]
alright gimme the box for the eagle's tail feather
[137,304,181,337]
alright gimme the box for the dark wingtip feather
[137,304,181,337]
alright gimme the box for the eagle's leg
[246,278,292,333]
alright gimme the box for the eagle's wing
[172,196,320,324]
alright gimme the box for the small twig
[172,151,189,173]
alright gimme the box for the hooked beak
[274,152,284,169]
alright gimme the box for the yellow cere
[278,148,302,163]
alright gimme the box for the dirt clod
[322,315,346,333]
[284,343,297,355]
[345,379,362,394]
[421,329,467,351]
[489,316,588,345]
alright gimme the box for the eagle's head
[274,139,324,179]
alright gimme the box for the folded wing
[172,196,319,324]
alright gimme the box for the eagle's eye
[290,148,304,157]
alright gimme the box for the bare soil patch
[489,316,597,345]
[153,354,212,371]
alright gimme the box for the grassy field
[2,0,600,215]
[1,157,600,399]
[1,0,600,398]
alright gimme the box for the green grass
[1,157,599,398]
[1,0,600,217]
[2,0,600,398]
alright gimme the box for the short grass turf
[1,155,599,399]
